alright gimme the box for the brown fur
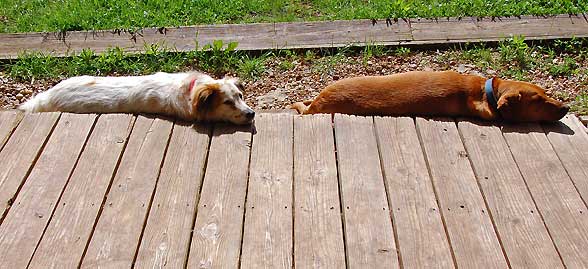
[290,71,569,122]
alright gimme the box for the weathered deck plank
[81,116,173,269]
[543,115,588,205]
[458,119,563,268]
[0,113,59,217]
[28,114,134,268]
[293,114,346,269]
[415,118,508,268]
[1,111,587,268]
[374,116,454,268]
[134,122,211,269]
[1,15,586,58]
[409,15,588,44]
[333,115,399,268]
[0,110,23,150]
[503,123,588,268]
[0,113,96,269]
[187,124,252,269]
[241,114,293,269]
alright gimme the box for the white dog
[19,72,255,124]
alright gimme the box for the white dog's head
[191,77,255,124]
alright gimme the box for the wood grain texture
[409,15,588,44]
[458,119,563,268]
[28,114,134,269]
[81,116,173,269]
[1,15,586,58]
[0,113,59,216]
[0,19,410,58]
[0,110,23,150]
[241,113,293,269]
[333,114,399,269]
[0,113,96,269]
[503,122,588,268]
[543,115,588,207]
[187,123,252,269]
[374,117,454,269]
[134,122,211,269]
[415,117,508,268]
[293,114,346,269]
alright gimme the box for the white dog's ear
[235,80,245,92]
[225,77,244,91]
[193,84,218,112]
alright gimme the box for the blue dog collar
[485,78,498,111]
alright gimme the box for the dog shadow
[458,117,575,136]
[139,113,256,136]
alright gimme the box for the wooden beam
[416,117,508,268]
[374,116,454,268]
[503,122,588,268]
[186,123,253,268]
[240,113,294,269]
[81,116,173,268]
[293,114,346,268]
[458,119,563,268]
[134,122,211,268]
[0,113,96,269]
[333,114,400,268]
[0,113,59,218]
[1,15,586,58]
[28,114,134,268]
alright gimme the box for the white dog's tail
[18,91,51,112]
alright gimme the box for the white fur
[19,72,255,124]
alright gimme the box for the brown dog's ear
[497,90,521,110]
[193,84,218,113]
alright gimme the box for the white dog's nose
[245,109,255,119]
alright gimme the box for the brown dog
[290,71,569,122]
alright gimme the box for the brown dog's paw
[288,102,307,114]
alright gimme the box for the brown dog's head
[191,78,255,124]
[493,78,569,122]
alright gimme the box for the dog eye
[224,100,233,105]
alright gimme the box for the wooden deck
[1,14,588,59]
[0,111,588,268]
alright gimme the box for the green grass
[1,0,587,33]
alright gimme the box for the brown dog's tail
[288,100,313,114]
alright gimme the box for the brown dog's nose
[561,104,570,114]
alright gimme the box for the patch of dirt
[0,75,56,109]
[1,51,587,115]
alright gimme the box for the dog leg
[286,101,312,114]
